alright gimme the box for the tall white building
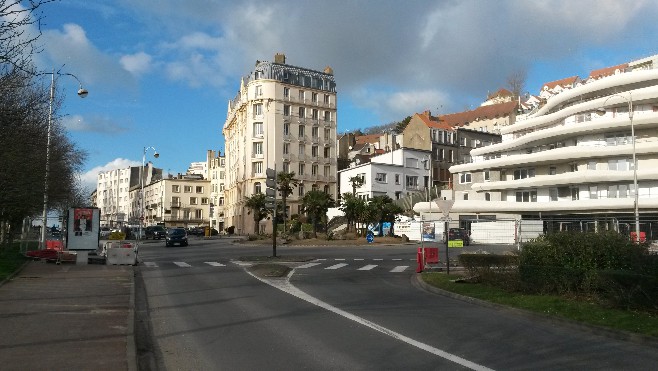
[222,53,337,234]
[207,149,226,232]
[95,164,161,227]
[416,54,658,236]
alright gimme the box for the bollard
[416,250,423,273]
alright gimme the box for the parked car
[100,227,111,238]
[187,227,205,236]
[145,225,166,240]
[165,228,188,247]
[446,228,470,245]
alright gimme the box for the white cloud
[352,87,451,123]
[80,158,141,191]
[120,52,153,76]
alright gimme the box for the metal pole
[630,100,640,242]
[140,147,145,240]
[40,72,55,249]
[445,219,450,275]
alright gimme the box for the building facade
[416,54,658,236]
[207,149,226,232]
[139,175,211,228]
[222,53,338,234]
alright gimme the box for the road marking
[249,270,494,371]
[173,261,191,267]
[317,258,327,261]
[205,262,225,267]
[297,262,322,269]
[143,262,158,268]
[325,263,348,270]
[354,258,364,261]
[357,264,377,271]
[392,258,403,261]
[231,261,252,267]
[335,258,346,261]
[390,266,409,273]
[373,258,383,261]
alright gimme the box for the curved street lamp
[140,146,159,240]
[40,70,88,249]
[596,92,639,242]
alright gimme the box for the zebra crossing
[140,258,414,273]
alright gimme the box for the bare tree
[1,0,54,74]
[506,68,527,99]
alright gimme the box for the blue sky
[25,0,658,192]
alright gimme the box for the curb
[412,273,658,347]
[0,259,31,288]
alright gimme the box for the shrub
[458,253,520,290]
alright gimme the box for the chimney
[274,53,286,64]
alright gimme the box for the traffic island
[248,263,291,278]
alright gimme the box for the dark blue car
[165,228,188,247]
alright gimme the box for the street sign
[366,232,374,243]
[434,199,455,218]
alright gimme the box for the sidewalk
[0,261,135,371]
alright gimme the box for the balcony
[283,133,292,141]
[170,201,182,208]
[311,136,320,144]
[323,120,335,127]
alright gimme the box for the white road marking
[317,258,327,261]
[297,262,322,269]
[248,270,494,371]
[173,261,191,267]
[392,258,403,261]
[390,266,409,273]
[325,263,348,270]
[231,261,252,267]
[335,258,346,261]
[357,264,378,271]
[205,262,226,267]
[354,258,365,261]
[143,262,158,268]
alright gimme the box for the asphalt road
[135,237,658,370]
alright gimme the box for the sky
[21,0,658,192]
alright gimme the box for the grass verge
[0,243,32,282]
[422,272,658,338]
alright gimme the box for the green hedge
[458,253,520,290]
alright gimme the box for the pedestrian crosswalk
[140,258,414,273]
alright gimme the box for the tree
[339,193,365,233]
[276,171,298,234]
[244,193,268,234]
[300,190,334,238]
[348,175,364,195]
[0,0,54,74]
[369,195,404,236]
[506,68,527,100]
[393,116,412,134]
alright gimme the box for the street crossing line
[325,263,349,270]
[390,266,409,273]
[143,262,158,268]
[357,264,377,271]
[205,262,226,267]
[297,262,322,269]
[173,261,191,267]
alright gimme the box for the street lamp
[40,70,88,249]
[596,92,640,242]
[140,146,159,240]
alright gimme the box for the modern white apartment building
[207,149,226,232]
[415,54,658,236]
[95,164,161,227]
[222,53,337,234]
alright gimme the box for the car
[165,228,188,247]
[145,225,166,240]
[100,227,111,238]
[187,227,205,236]
[446,228,471,245]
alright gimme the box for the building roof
[588,63,628,80]
[438,101,518,127]
[487,88,513,100]
[354,134,381,144]
[415,111,453,130]
[542,76,579,90]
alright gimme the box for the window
[253,103,263,117]
[283,123,290,135]
[312,126,319,138]
[299,144,305,155]
[406,158,419,168]
[283,87,290,98]
[619,184,628,198]
[283,143,289,155]
[299,90,305,101]
[312,109,318,119]
[589,186,598,199]
[172,185,180,193]
[298,106,305,118]
[172,196,180,207]
[312,164,318,175]
[395,174,400,184]
[324,185,330,194]
[254,182,261,194]
[549,188,558,201]
[459,173,472,184]
[485,192,491,201]
[184,186,192,193]
[195,209,203,219]
[375,173,387,182]
[515,190,537,202]
[513,168,535,180]
[311,145,318,158]
[299,163,305,175]
[324,128,331,140]
[463,193,469,200]
[324,111,331,122]
[570,163,578,172]
[201,198,208,204]
[312,92,318,102]
[253,161,263,175]
[253,142,263,157]
[283,162,290,173]
[483,170,490,181]
[298,125,305,137]
[219,197,224,205]
[571,187,579,200]
[406,176,418,189]
[283,105,291,116]
[190,197,198,205]
[588,161,596,170]
[324,147,330,158]
[254,85,262,98]
[196,186,203,193]
[324,94,330,104]
[549,166,557,175]
[298,183,305,196]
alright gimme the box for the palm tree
[370,195,404,236]
[244,193,268,234]
[348,175,364,195]
[300,190,335,238]
[276,171,298,234]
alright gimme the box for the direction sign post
[435,199,454,274]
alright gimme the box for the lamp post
[140,147,159,240]
[40,70,88,249]
[596,92,640,241]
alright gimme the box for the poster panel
[67,207,100,250]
